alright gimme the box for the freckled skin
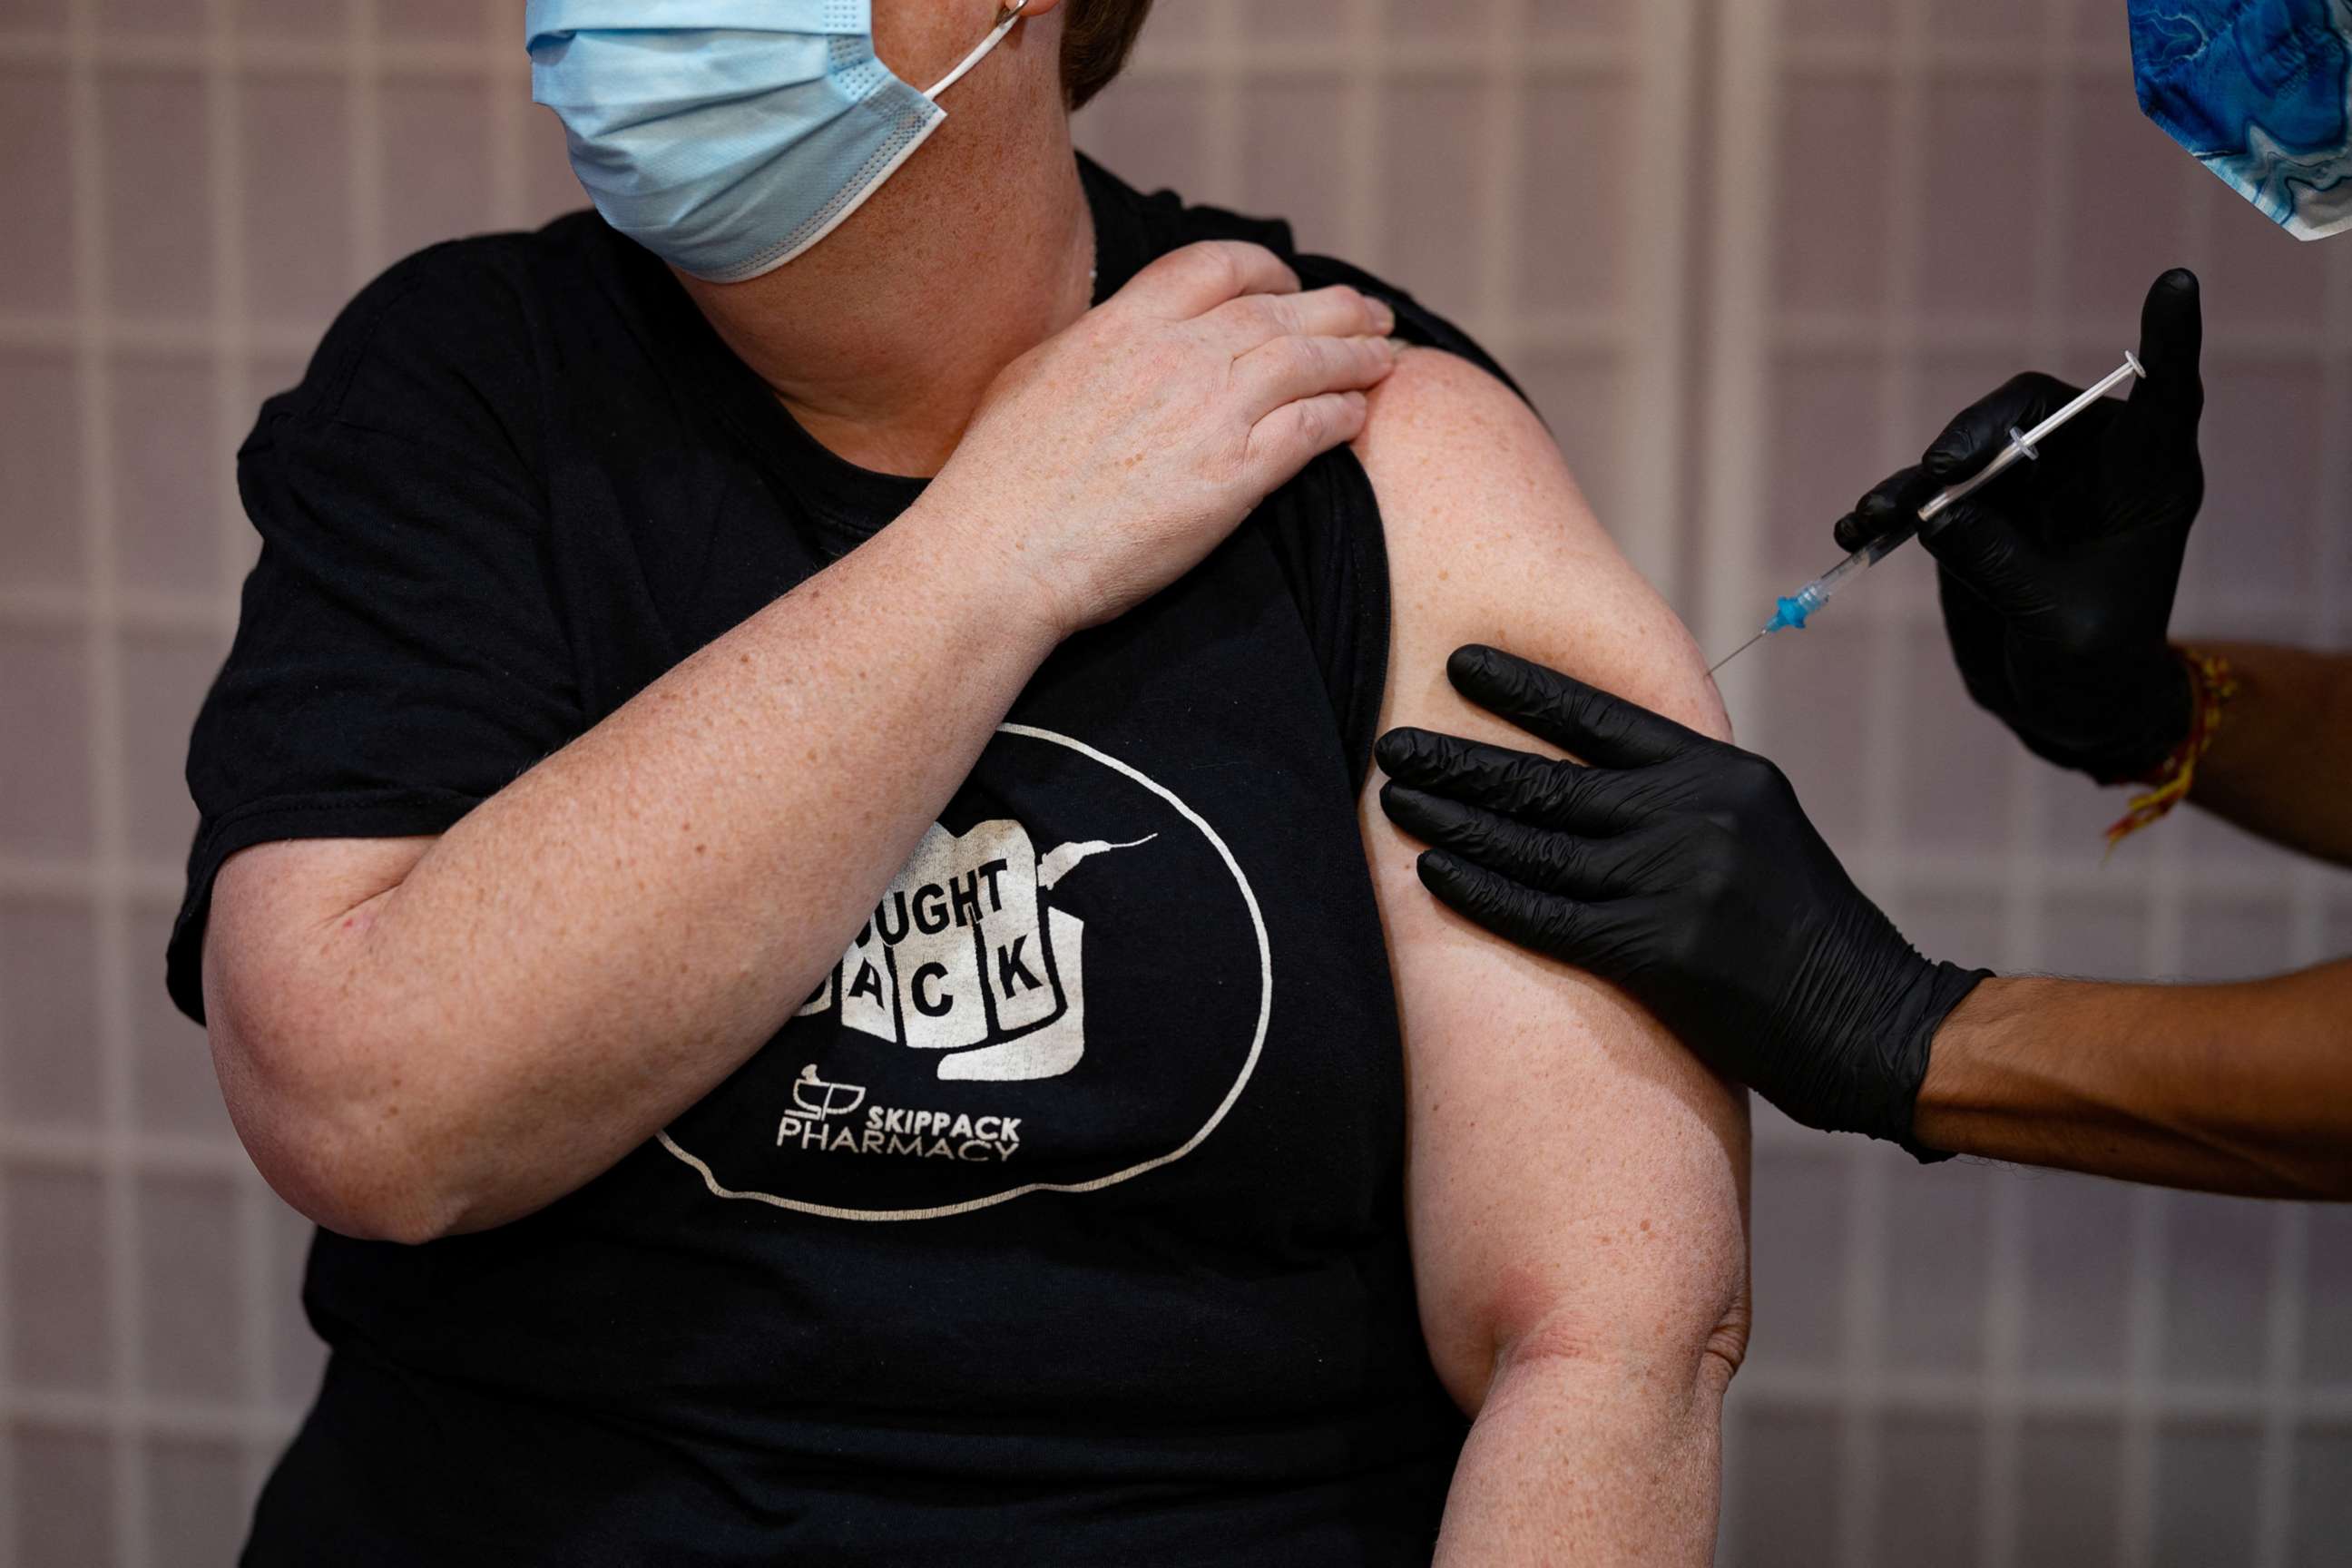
[1357,348,1749,1563]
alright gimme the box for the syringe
[1709,350,2147,676]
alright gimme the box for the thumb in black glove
[1377,645,1988,1152]
[1834,270,2205,784]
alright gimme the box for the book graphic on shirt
[792,819,1153,1083]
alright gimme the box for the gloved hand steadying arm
[1836,269,2207,783]
[1377,646,1989,1152]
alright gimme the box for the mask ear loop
[926,0,1029,99]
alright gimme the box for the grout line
[348,0,384,288]
[1199,0,1244,207]
[1977,11,2084,1563]
[1837,5,1935,1563]
[488,3,527,230]
[1475,0,1527,358]
[1340,0,1381,275]
[1616,0,1700,613]
[2118,161,2217,1568]
[0,27,1647,76]
[63,0,153,1559]
[1693,0,1778,729]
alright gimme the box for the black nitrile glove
[1377,646,1989,1152]
[1835,270,2206,784]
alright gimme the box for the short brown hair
[1061,0,1153,111]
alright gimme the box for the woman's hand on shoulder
[926,240,1400,638]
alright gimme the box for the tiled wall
[0,1,2344,1565]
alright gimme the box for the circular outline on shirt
[653,722,1274,1222]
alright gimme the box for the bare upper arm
[1352,348,1750,1410]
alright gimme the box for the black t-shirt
[175,157,1518,1566]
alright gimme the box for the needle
[1708,632,1766,679]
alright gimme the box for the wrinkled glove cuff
[1890,962,1995,1160]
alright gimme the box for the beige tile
[1924,0,2042,45]
[1916,78,2043,329]
[0,628,95,858]
[1374,80,1485,322]
[2160,1192,2273,1384]
[2154,1422,2262,1568]
[10,1423,117,1568]
[2187,358,2329,622]
[1244,0,1352,44]
[1236,76,1349,252]
[1782,0,1892,43]
[232,0,342,41]
[1874,1416,1981,1568]
[5,1166,113,1392]
[101,66,215,320]
[378,0,493,43]
[94,0,203,39]
[2293,1429,2352,1568]
[264,1192,324,1407]
[1727,1406,1841,1566]
[239,74,353,331]
[0,349,86,592]
[0,896,103,1131]
[1765,349,1884,580]
[145,1437,250,1568]
[110,355,227,598]
[1882,1157,1990,1375]
[1384,0,1485,38]
[1515,76,1632,319]
[0,0,67,28]
[380,74,497,266]
[1748,1148,1849,1374]
[1073,80,1214,211]
[2023,1174,2135,1377]
[138,1171,244,1400]
[2017,1418,2122,1568]
[120,627,221,870]
[1771,76,1892,317]
[1524,0,1635,44]
[1896,627,2014,854]
[0,67,77,313]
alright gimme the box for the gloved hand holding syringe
[1710,350,2148,675]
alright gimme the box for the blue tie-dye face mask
[2130,0,2352,240]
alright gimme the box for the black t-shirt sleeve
[167,245,582,1024]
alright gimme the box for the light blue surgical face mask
[526,0,1028,282]
[2129,0,2352,240]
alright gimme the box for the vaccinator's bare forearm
[1916,964,2352,1199]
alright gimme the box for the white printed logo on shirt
[791,818,1153,1083]
[655,725,1274,1223]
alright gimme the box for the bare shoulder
[1352,346,1729,748]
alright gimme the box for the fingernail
[1386,336,1411,357]
[1374,301,1398,334]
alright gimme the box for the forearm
[1915,964,2352,1199]
[1436,1345,1731,1565]
[2184,642,2352,865]
[226,498,1059,1237]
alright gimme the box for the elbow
[208,1006,473,1247]
[1486,1295,1749,1416]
